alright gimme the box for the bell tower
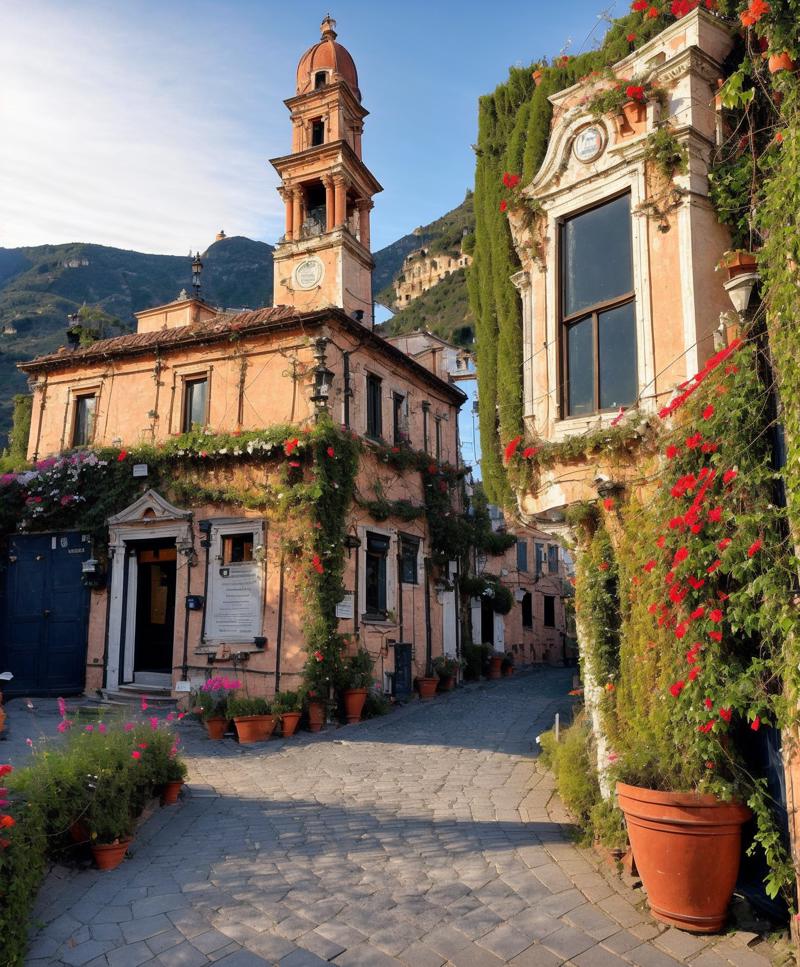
[270,16,382,326]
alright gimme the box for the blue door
[393,642,412,701]
[2,532,90,695]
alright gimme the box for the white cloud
[0,3,286,254]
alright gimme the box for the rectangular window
[72,394,96,447]
[393,393,406,446]
[422,402,430,454]
[516,539,528,572]
[222,533,254,565]
[560,193,637,417]
[365,532,390,616]
[311,119,325,146]
[183,377,208,432]
[534,542,544,576]
[366,374,382,439]
[521,591,533,628]
[543,594,556,628]
[399,534,419,584]
[435,417,442,461]
[547,544,559,574]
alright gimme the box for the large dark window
[543,594,556,628]
[365,532,390,616]
[72,394,96,447]
[560,193,637,416]
[422,402,430,453]
[399,535,419,584]
[534,542,544,576]
[435,417,442,461]
[393,393,406,446]
[366,374,382,439]
[521,592,533,628]
[547,544,559,574]
[516,539,528,572]
[183,377,207,432]
[311,119,325,146]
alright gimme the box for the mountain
[0,236,274,440]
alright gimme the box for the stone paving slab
[13,668,780,965]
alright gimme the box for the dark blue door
[2,532,90,695]
[393,642,412,701]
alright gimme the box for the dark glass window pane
[567,317,594,416]
[366,532,389,614]
[516,540,528,572]
[544,595,555,628]
[184,379,207,431]
[534,543,544,575]
[222,534,254,564]
[367,375,382,438]
[598,302,637,409]
[562,194,632,316]
[548,545,559,573]
[521,592,533,628]
[73,395,95,446]
[400,536,419,584]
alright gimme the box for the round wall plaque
[294,257,324,290]
[573,125,605,164]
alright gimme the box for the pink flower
[751,716,761,731]
[57,697,67,718]
[84,725,94,732]
[57,720,70,734]
[131,751,141,760]
[167,712,175,721]
[98,723,107,734]
[140,697,149,712]
[150,716,159,731]
[124,723,135,733]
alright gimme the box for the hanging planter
[768,52,795,74]
[719,250,758,280]
[617,783,751,933]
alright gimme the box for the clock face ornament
[294,257,324,290]
[573,125,605,164]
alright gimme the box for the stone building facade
[392,246,472,308]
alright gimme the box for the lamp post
[310,336,334,419]
[191,252,203,298]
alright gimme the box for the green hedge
[0,797,46,967]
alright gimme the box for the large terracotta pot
[617,782,751,933]
[417,677,438,700]
[234,714,275,744]
[343,688,368,724]
[205,717,227,740]
[723,250,758,280]
[489,655,503,680]
[161,780,183,805]
[622,99,647,127]
[768,52,795,74]
[91,838,132,871]
[438,674,455,692]
[280,711,301,738]
[307,700,325,733]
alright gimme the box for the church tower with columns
[270,16,381,326]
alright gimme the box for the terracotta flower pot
[343,687,368,724]
[502,665,514,677]
[234,714,275,744]
[438,674,455,692]
[417,677,439,700]
[280,711,301,737]
[205,717,227,740]
[622,99,647,127]
[723,250,758,280]
[91,838,132,871]
[616,782,751,933]
[768,52,795,74]
[161,780,183,805]
[68,820,89,844]
[307,700,325,732]
[489,655,503,680]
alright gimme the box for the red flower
[688,666,701,682]
[626,85,645,101]
[643,560,657,573]
[314,650,324,662]
[428,464,438,474]
[284,438,299,456]
[740,0,769,26]
[646,5,659,15]
[686,432,703,449]
[599,562,610,571]
[647,603,659,614]
[0,815,15,828]
[709,609,723,623]
[131,751,141,760]
[701,442,718,454]
[673,547,688,565]
[747,538,762,558]
[723,469,738,485]
[503,436,521,464]
[499,200,508,213]
[688,575,705,590]
[631,0,648,9]
[704,698,714,710]
[702,405,715,420]
[709,630,723,642]
[706,559,722,575]
[0,766,12,778]
[669,680,685,697]
[289,461,301,468]
[666,444,679,460]
[656,535,666,548]
[718,707,732,723]
[669,585,687,604]
[698,720,715,733]
[708,507,722,523]
[675,622,689,639]
[626,32,636,41]
[603,497,615,511]
[327,446,335,458]
[690,606,705,620]
[312,554,324,574]
[117,450,128,462]
[665,570,675,584]
[669,516,684,530]
[502,172,521,189]
[751,716,761,731]
[522,446,538,458]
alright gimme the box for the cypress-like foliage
[469,14,669,505]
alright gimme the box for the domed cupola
[296,16,361,101]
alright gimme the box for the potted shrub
[431,655,460,691]
[717,249,758,281]
[488,652,503,680]
[87,760,137,871]
[305,690,327,732]
[273,690,302,737]
[196,676,241,739]
[228,696,275,744]
[501,653,515,677]
[161,756,187,805]
[768,51,795,74]
[341,649,374,724]
[416,669,439,700]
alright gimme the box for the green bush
[227,697,271,718]
[463,643,489,680]
[0,796,46,967]
[363,690,392,718]
[340,649,374,690]
[272,690,302,714]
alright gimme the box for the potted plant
[87,762,137,871]
[341,649,374,724]
[304,690,327,732]
[273,690,302,737]
[416,668,439,700]
[768,51,795,74]
[228,696,275,744]
[431,655,460,691]
[161,756,187,805]
[501,653,515,677]
[196,676,241,740]
[488,651,503,680]
[717,249,758,281]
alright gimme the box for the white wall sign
[336,592,354,619]
[204,519,265,643]
[294,257,324,290]
[573,125,605,164]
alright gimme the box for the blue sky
[1,0,619,256]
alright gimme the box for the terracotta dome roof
[296,17,360,101]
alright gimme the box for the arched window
[314,71,327,89]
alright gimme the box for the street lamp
[722,271,759,318]
[191,252,203,298]
[310,336,334,417]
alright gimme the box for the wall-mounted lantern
[81,557,105,590]
[310,336,334,417]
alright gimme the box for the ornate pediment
[107,489,192,526]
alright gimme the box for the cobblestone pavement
[21,669,776,966]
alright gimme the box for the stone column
[356,199,373,250]
[324,176,335,233]
[292,188,303,241]
[281,188,293,240]
[333,176,347,228]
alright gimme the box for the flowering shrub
[194,677,242,721]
